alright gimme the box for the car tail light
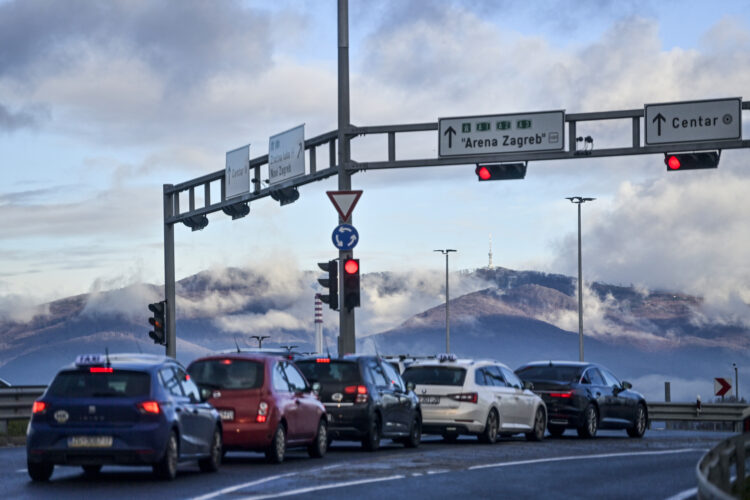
[550,391,574,399]
[345,385,369,403]
[256,401,268,423]
[449,393,478,404]
[316,358,331,363]
[32,401,47,414]
[137,401,161,414]
[90,367,113,373]
[221,359,232,365]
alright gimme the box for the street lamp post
[434,249,457,353]
[734,363,739,400]
[566,196,595,362]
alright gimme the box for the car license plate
[68,435,113,448]
[219,409,234,421]
[419,396,440,405]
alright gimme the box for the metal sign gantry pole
[337,0,356,355]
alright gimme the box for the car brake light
[256,401,268,423]
[137,401,160,414]
[449,393,478,404]
[550,391,574,398]
[344,385,368,403]
[32,401,47,414]
[316,358,331,363]
[221,359,232,365]
[90,367,113,373]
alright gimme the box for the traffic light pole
[163,184,177,358]
[337,0,356,355]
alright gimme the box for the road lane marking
[237,475,405,499]
[664,487,698,500]
[190,472,296,500]
[469,448,706,471]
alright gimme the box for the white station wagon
[401,355,546,443]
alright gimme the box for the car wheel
[479,408,499,444]
[442,432,459,443]
[547,424,565,438]
[404,416,422,448]
[82,464,102,476]
[27,461,54,482]
[308,419,328,458]
[525,407,546,442]
[627,404,647,438]
[153,431,179,480]
[199,427,222,472]
[266,424,287,463]
[362,415,381,451]
[577,404,598,439]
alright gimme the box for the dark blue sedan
[26,353,223,481]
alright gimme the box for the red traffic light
[666,155,681,170]
[664,152,719,171]
[344,259,359,274]
[474,163,527,181]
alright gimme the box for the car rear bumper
[26,422,166,465]
[221,419,276,450]
[543,401,584,428]
[420,406,486,434]
[324,403,371,440]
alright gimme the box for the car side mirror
[312,382,321,396]
[523,381,534,391]
[406,381,416,393]
[621,381,632,390]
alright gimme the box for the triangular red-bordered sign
[327,190,362,222]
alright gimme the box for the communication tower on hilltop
[488,234,494,269]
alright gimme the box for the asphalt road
[1,429,731,500]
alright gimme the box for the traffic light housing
[270,187,300,206]
[664,151,720,171]
[317,260,338,310]
[148,301,166,345]
[342,258,360,311]
[475,163,527,181]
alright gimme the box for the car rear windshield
[515,365,583,383]
[297,360,361,384]
[188,359,264,390]
[48,370,151,398]
[401,366,467,386]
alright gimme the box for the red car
[187,353,327,463]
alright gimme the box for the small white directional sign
[225,144,250,199]
[269,124,305,185]
[645,98,741,145]
[439,110,565,157]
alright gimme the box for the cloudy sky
[1,0,749,328]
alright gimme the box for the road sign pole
[337,0,356,355]
[163,184,176,358]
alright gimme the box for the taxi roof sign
[75,354,107,366]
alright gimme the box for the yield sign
[714,377,732,397]
[327,190,362,222]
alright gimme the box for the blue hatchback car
[26,353,223,481]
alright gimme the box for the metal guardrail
[697,432,750,500]
[0,386,46,433]
[647,402,750,432]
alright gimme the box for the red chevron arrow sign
[714,377,732,397]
